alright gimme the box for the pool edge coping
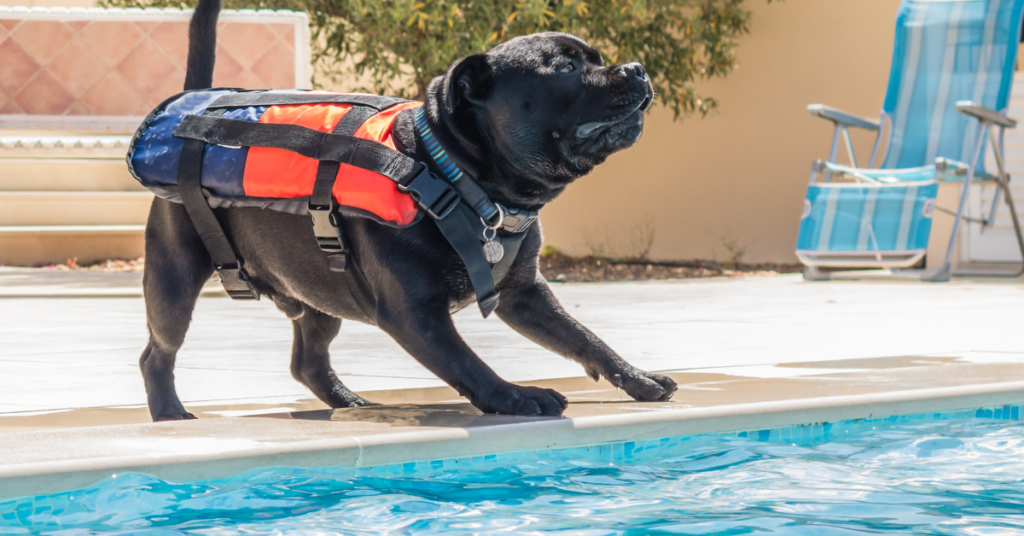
[3,379,1024,499]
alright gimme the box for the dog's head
[430,32,654,205]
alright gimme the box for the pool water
[4,410,1024,535]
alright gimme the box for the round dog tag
[483,240,504,263]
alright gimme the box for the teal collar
[415,107,467,184]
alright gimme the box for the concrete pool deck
[0,269,1023,497]
[1,268,1023,425]
[3,355,1024,499]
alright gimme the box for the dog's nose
[616,62,647,82]
[631,63,648,82]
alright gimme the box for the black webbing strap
[174,115,418,185]
[491,231,528,284]
[308,105,378,272]
[176,139,259,300]
[207,92,407,110]
[435,203,501,317]
[309,160,347,272]
[422,153,503,227]
[333,105,377,137]
[174,115,461,220]
[413,107,506,226]
[459,183,502,226]
[172,114,505,315]
[421,148,538,231]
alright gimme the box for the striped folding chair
[797,0,1024,281]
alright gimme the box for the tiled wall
[0,7,309,127]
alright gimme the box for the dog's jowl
[135,0,677,421]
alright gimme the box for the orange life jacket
[129,89,423,227]
[245,100,422,226]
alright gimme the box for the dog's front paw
[333,393,379,408]
[153,411,197,422]
[472,383,568,416]
[610,369,677,402]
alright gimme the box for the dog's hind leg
[140,198,213,421]
[287,302,376,408]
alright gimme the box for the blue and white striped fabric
[797,182,938,254]
[882,0,1024,171]
[797,0,1022,266]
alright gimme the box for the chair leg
[921,263,951,282]
[934,123,1024,279]
[997,180,1024,277]
[987,124,1024,277]
[802,266,832,281]
[927,123,985,281]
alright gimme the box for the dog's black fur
[140,0,677,421]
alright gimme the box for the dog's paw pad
[616,369,677,402]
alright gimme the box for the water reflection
[3,418,1024,535]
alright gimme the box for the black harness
[169,91,537,317]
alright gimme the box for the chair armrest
[807,104,880,131]
[955,101,1017,129]
[935,157,998,181]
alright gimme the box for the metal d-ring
[480,203,506,234]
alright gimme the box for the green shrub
[103,0,760,119]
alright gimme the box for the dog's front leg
[376,300,567,416]
[496,273,677,402]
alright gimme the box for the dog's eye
[559,63,576,74]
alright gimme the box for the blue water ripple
[4,416,1024,534]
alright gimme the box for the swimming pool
[2,407,1023,535]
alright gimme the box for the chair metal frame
[799,0,1024,281]
[804,101,1024,280]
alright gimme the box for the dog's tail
[183,0,220,90]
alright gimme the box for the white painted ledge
[1,379,1023,499]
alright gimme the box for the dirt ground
[41,254,803,281]
[43,257,146,272]
[536,253,802,282]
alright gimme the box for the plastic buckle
[398,163,461,220]
[309,202,343,253]
[308,201,347,272]
[214,262,259,300]
[501,207,539,234]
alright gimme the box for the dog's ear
[444,54,493,112]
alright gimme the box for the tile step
[0,158,144,192]
[0,224,145,235]
[0,192,153,226]
[0,226,144,266]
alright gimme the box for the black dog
[140,0,677,421]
